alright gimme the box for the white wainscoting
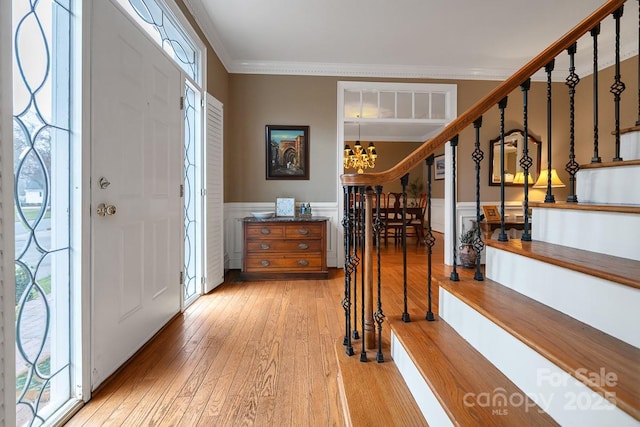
[223,202,340,270]
[430,198,445,233]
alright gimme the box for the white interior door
[90,0,182,389]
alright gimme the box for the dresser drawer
[245,254,323,272]
[245,239,322,253]
[245,223,285,239]
[284,223,323,239]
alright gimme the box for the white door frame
[336,81,457,265]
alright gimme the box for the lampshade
[533,168,565,188]
[512,171,534,185]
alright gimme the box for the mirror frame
[488,129,541,186]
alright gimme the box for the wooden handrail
[340,0,626,187]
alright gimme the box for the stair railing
[340,0,631,361]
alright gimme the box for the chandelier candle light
[344,124,377,174]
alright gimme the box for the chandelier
[343,125,377,174]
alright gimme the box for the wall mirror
[489,129,541,186]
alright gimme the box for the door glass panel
[13,0,74,424]
[183,83,201,304]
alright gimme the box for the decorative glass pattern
[117,0,199,84]
[13,0,73,424]
[183,84,199,303]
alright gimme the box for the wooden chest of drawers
[242,218,328,280]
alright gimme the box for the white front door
[90,0,183,389]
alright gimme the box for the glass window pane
[379,92,395,118]
[432,93,447,119]
[414,92,429,119]
[344,90,361,118]
[362,90,378,118]
[397,92,412,118]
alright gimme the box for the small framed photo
[266,125,310,180]
[276,197,296,217]
[434,154,445,180]
[483,205,501,222]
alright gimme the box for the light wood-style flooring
[67,235,446,426]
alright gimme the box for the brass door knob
[97,203,117,217]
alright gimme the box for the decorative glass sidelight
[13,0,74,424]
[183,83,202,304]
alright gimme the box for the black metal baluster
[566,43,580,203]
[520,79,533,242]
[472,117,485,281]
[352,186,364,340]
[591,24,602,163]
[425,156,436,321]
[450,135,460,281]
[498,97,509,241]
[544,60,556,203]
[400,174,411,322]
[373,185,384,363]
[374,188,385,362]
[341,186,354,356]
[611,6,626,161]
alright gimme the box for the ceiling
[184,0,636,140]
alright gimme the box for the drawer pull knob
[298,259,309,267]
[260,228,271,235]
[298,228,309,235]
[298,243,309,250]
[261,243,270,250]
[260,260,270,266]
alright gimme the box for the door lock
[98,177,111,189]
[97,203,117,217]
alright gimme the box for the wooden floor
[66,236,446,427]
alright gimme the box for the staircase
[389,149,640,426]
[338,0,639,425]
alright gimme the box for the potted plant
[459,224,478,268]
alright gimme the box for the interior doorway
[336,81,457,264]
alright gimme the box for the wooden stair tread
[438,277,640,421]
[579,159,640,169]
[529,200,640,214]
[389,318,558,426]
[485,239,640,290]
[334,340,428,427]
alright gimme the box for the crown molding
[184,0,637,83]
[228,60,523,81]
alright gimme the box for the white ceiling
[183,0,637,140]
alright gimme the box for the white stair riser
[391,333,453,426]
[439,288,638,427]
[486,247,640,348]
[620,131,640,161]
[576,165,640,205]
[532,208,640,261]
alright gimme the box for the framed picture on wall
[266,125,310,180]
[434,154,445,180]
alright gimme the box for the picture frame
[434,154,445,180]
[266,125,310,180]
[482,205,501,222]
[276,197,296,217]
